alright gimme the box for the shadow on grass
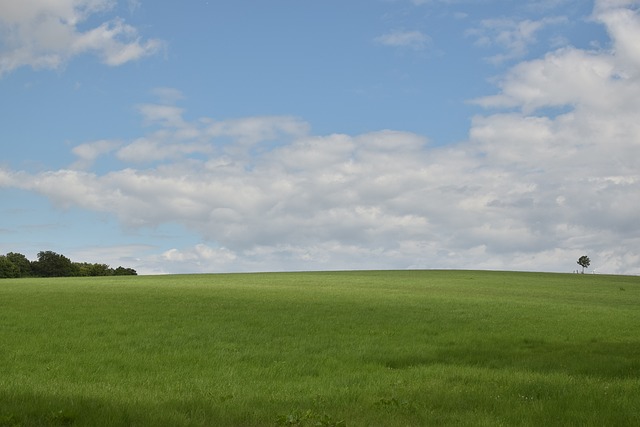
[0,390,358,427]
[0,391,232,427]
[0,392,136,427]
[0,390,348,427]
[378,340,640,378]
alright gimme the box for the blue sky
[1,0,639,274]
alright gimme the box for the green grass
[0,270,639,426]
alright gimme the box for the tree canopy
[577,255,591,274]
[0,251,137,278]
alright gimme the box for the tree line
[0,251,137,279]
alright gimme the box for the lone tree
[577,255,591,274]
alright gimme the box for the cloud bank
[1,0,639,275]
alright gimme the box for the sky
[1,0,639,275]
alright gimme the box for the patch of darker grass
[434,339,640,378]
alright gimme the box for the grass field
[0,270,639,426]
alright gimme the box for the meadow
[0,270,639,426]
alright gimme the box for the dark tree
[88,263,112,276]
[0,250,137,279]
[32,251,74,277]
[114,266,137,276]
[0,256,20,278]
[6,252,32,277]
[577,255,591,274]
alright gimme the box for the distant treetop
[0,250,137,279]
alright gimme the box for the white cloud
[204,116,310,146]
[157,244,237,274]
[2,2,640,275]
[71,139,122,170]
[467,16,568,63]
[115,101,310,164]
[471,47,634,113]
[375,30,431,50]
[0,0,163,76]
[116,136,212,164]
[3,79,639,274]
[594,0,640,75]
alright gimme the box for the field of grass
[0,270,639,426]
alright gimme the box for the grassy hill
[1,270,638,426]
